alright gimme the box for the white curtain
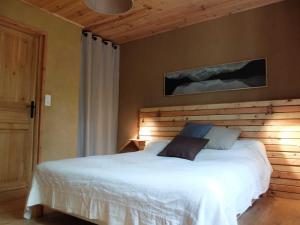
[78,32,120,156]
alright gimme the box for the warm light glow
[277,127,300,146]
[139,136,153,141]
[279,131,294,139]
[278,138,299,146]
[277,126,300,132]
[139,127,152,136]
[139,127,152,140]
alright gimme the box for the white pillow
[143,139,171,154]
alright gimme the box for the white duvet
[25,140,272,225]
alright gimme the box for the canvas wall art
[164,58,267,96]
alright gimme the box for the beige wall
[118,0,300,149]
[0,0,82,161]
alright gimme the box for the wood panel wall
[139,99,300,200]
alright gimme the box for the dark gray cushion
[204,127,241,150]
[157,135,209,161]
[180,123,212,138]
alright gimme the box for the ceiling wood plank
[21,0,285,43]
[108,0,283,43]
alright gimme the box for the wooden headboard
[139,99,300,200]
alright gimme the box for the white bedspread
[24,140,272,225]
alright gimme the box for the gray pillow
[204,127,241,150]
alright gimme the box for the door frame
[0,16,47,175]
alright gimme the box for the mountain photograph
[164,59,267,96]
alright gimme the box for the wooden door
[0,21,40,194]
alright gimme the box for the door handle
[27,101,35,118]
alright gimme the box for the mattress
[24,140,272,225]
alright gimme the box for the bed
[24,139,272,225]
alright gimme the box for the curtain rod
[82,30,118,49]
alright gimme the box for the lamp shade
[83,0,133,14]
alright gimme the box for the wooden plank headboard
[139,99,300,200]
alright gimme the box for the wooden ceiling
[22,0,284,44]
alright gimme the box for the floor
[0,197,300,225]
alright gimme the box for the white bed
[24,140,272,225]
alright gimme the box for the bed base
[31,204,105,225]
[31,205,44,218]
[31,196,266,224]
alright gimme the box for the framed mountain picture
[164,58,267,96]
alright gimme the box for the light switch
[45,94,52,107]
